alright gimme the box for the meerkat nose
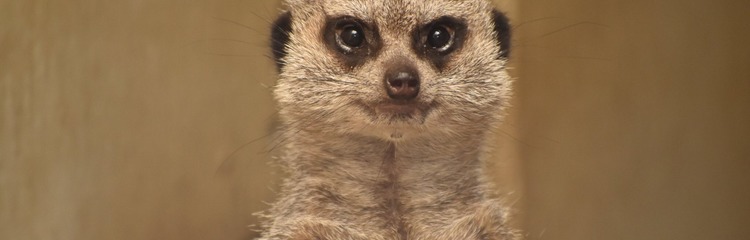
[384,66,420,100]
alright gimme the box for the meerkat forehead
[284,0,494,33]
[285,0,493,24]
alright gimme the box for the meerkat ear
[271,11,292,72]
[492,10,511,59]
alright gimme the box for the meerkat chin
[258,0,516,239]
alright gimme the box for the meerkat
[258,0,515,239]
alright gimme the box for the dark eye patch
[322,16,382,69]
[412,16,467,70]
[271,11,293,72]
[492,10,512,59]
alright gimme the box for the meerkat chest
[261,0,517,239]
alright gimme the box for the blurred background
[1,0,748,239]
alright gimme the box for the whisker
[486,127,534,149]
[511,17,564,30]
[193,38,259,46]
[215,129,278,175]
[524,21,609,42]
[263,103,353,153]
[202,52,259,57]
[315,77,361,85]
[212,16,266,35]
[247,8,276,26]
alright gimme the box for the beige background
[1,0,748,240]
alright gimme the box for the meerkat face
[272,0,511,141]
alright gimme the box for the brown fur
[258,0,518,239]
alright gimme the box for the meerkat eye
[426,25,454,51]
[324,17,381,67]
[337,23,366,50]
[413,17,465,69]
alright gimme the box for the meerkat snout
[260,1,519,238]
[384,63,420,100]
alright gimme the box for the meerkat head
[271,0,511,142]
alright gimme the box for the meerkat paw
[415,203,519,240]
[263,218,376,240]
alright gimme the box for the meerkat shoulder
[258,1,517,239]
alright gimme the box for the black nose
[384,66,420,100]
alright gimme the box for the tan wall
[513,0,750,239]
[1,1,284,239]
[1,0,748,240]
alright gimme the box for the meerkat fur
[258,0,517,239]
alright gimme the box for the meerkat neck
[283,131,491,207]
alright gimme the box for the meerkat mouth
[356,100,436,123]
[376,102,422,115]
